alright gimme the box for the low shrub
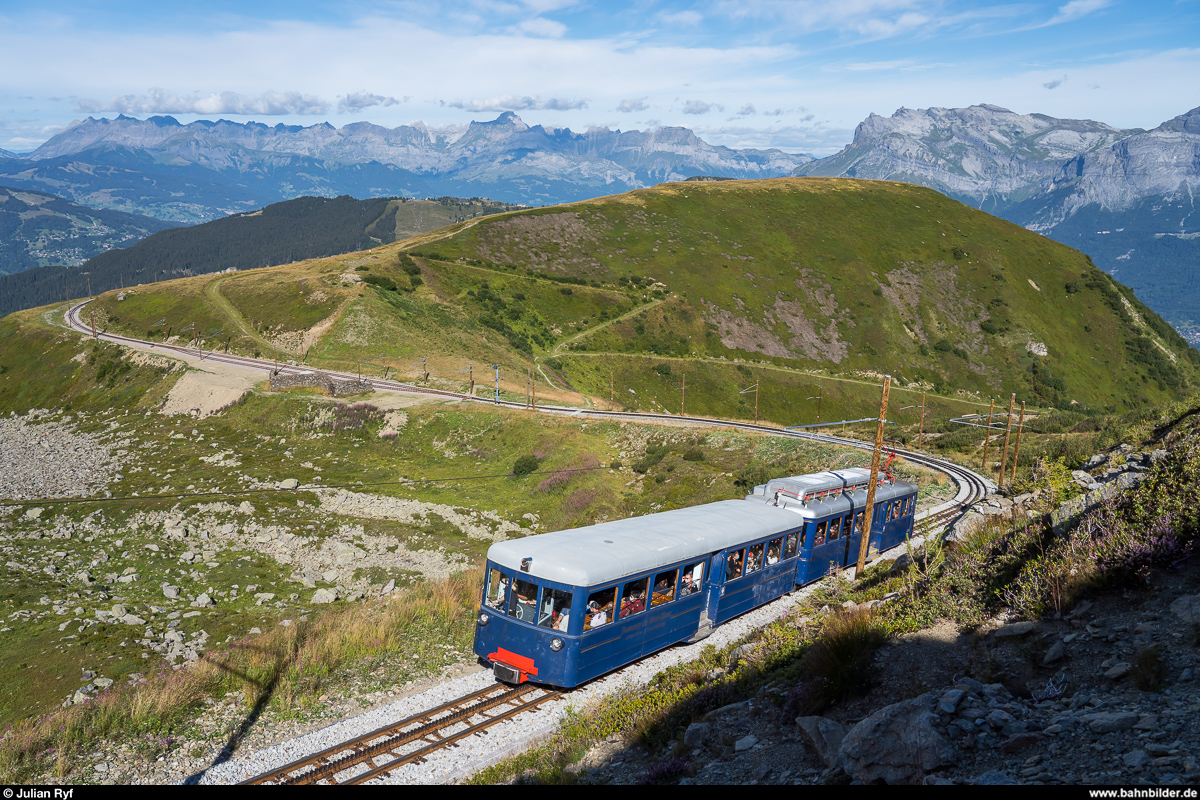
[512,454,540,476]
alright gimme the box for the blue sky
[1,0,1197,154]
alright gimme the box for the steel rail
[241,683,559,785]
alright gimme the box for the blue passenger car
[474,468,917,688]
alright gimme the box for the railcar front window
[766,538,782,565]
[485,568,510,612]
[680,561,704,596]
[783,533,798,559]
[746,543,764,573]
[725,549,744,581]
[539,588,573,631]
[620,577,649,618]
[652,569,678,606]
[508,577,539,624]
[583,587,617,631]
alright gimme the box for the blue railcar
[474,468,917,688]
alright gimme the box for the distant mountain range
[0,113,813,222]
[0,186,176,276]
[796,104,1200,339]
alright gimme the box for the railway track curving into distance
[66,300,990,784]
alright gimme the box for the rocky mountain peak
[1155,106,1200,135]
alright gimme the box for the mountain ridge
[795,103,1200,338]
[3,113,812,220]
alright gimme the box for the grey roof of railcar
[749,478,919,519]
[487,500,805,587]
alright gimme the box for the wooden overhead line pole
[1010,401,1027,486]
[855,375,891,580]
[981,397,995,470]
[998,393,1016,482]
[680,373,686,416]
[918,391,926,449]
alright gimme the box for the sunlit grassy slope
[77,177,1197,419]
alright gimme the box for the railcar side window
[485,568,510,612]
[766,538,782,565]
[508,578,539,624]
[814,521,827,547]
[746,542,764,573]
[725,549,745,581]
[539,588,573,631]
[680,561,704,596]
[620,577,649,618]
[783,533,798,559]
[583,587,617,631]
[828,517,842,542]
[652,570,678,606]
[854,511,864,534]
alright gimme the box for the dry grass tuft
[0,566,483,783]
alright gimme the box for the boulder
[838,694,956,784]
[1124,750,1152,769]
[276,479,299,490]
[683,722,711,748]
[237,501,255,514]
[733,734,758,752]
[162,584,180,600]
[1170,595,1200,624]
[1104,662,1132,680]
[795,716,847,767]
[120,614,146,626]
[192,593,215,608]
[1043,640,1065,665]
[254,592,276,605]
[381,579,396,595]
[311,588,338,604]
[1083,711,1139,733]
[993,621,1034,637]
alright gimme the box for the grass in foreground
[0,566,483,783]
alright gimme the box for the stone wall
[268,371,372,397]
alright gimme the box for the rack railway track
[66,300,990,784]
[238,683,560,785]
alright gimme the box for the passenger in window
[652,570,677,606]
[854,512,864,534]
[747,543,763,573]
[783,533,798,559]
[621,578,649,616]
[726,550,744,580]
[680,562,704,596]
[814,521,827,547]
[828,517,842,541]
[540,588,572,629]
[587,600,607,628]
[766,540,781,565]
[486,571,509,611]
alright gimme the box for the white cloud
[1043,75,1068,90]
[617,97,649,112]
[338,92,406,113]
[448,95,588,112]
[1045,0,1112,27]
[659,10,704,26]
[76,88,329,116]
[516,17,568,37]
[683,99,723,114]
[736,104,757,116]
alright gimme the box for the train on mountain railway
[473,467,918,688]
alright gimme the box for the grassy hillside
[412,178,1199,412]
[0,196,520,318]
[75,177,1195,425]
